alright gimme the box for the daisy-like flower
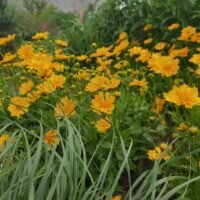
[95,117,111,133]
[54,96,76,119]
[148,54,179,77]
[19,80,34,95]
[8,97,30,118]
[163,84,200,108]
[0,134,9,151]
[168,23,180,30]
[54,39,68,47]
[32,31,49,40]
[44,130,60,149]
[91,92,115,115]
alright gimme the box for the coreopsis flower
[74,70,90,80]
[0,52,16,64]
[90,46,113,58]
[189,54,200,66]
[113,39,129,56]
[135,50,151,63]
[76,55,88,61]
[54,96,76,119]
[177,122,188,131]
[32,31,49,40]
[8,96,30,118]
[144,38,153,45]
[169,47,189,58]
[168,23,180,30]
[91,92,115,115]
[17,44,34,59]
[0,134,9,151]
[148,54,179,77]
[144,23,152,31]
[194,67,200,75]
[95,117,111,133]
[115,32,128,44]
[154,42,166,51]
[147,143,171,161]
[190,32,200,43]
[54,39,68,47]
[85,76,108,92]
[112,195,122,200]
[152,97,165,114]
[129,78,148,88]
[188,126,198,134]
[163,84,200,108]
[178,26,196,41]
[19,80,34,95]
[44,130,60,148]
[104,78,121,90]
[0,33,16,46]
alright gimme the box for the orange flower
[0,134,9,150]
[112,195,122,200]
[54,97,76,119]
[144,23,152,31]
[144,38,153,45]
[104,78,121,90]
[178,26,196,41]
[54,39,68,47]
[8,97,30,118]
[148,54,179,77]
[164,84,200,108]
[44,130,60,148]
[147,143,171,161]
[168,23,180,30]
[154,42,166,51]
[95,117,111,133]
[91,92,115,115]
[85,76,108,92]
[32,31,49,40]
[129,78,148,88]
[19,80,34,95]
[152,97,165,114]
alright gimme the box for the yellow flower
[148,54,179,77]
[189,54,200,66]
[85,76,108,92]
[8,97,30,118]
[144,38,153,45]
[0,52,16,64]
[54,39,68,47]
[168,23,180,30]
[154,42,166,51]
[129,78,148,88]
[76,55,88,61]
[115,32,128,44]
[54,96,76,119]
[177,122,188,131]
[178,26,196,41]
[0,33,16,46]
[152,97,165,114]
[95,117,111,133]
[44,130,60,148]
[91,92,115,115]
[144,23,152,31]
[17,44,34,59]
[164,84,200,108]
[147,143,171,161]
[111,195,122,200]
[19,80,34,95]
[32,31,49,40]
[104,78,121,90]
[0,134,9,150]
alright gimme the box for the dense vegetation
[0,0,200,199]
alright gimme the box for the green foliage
[0,0,15,36]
